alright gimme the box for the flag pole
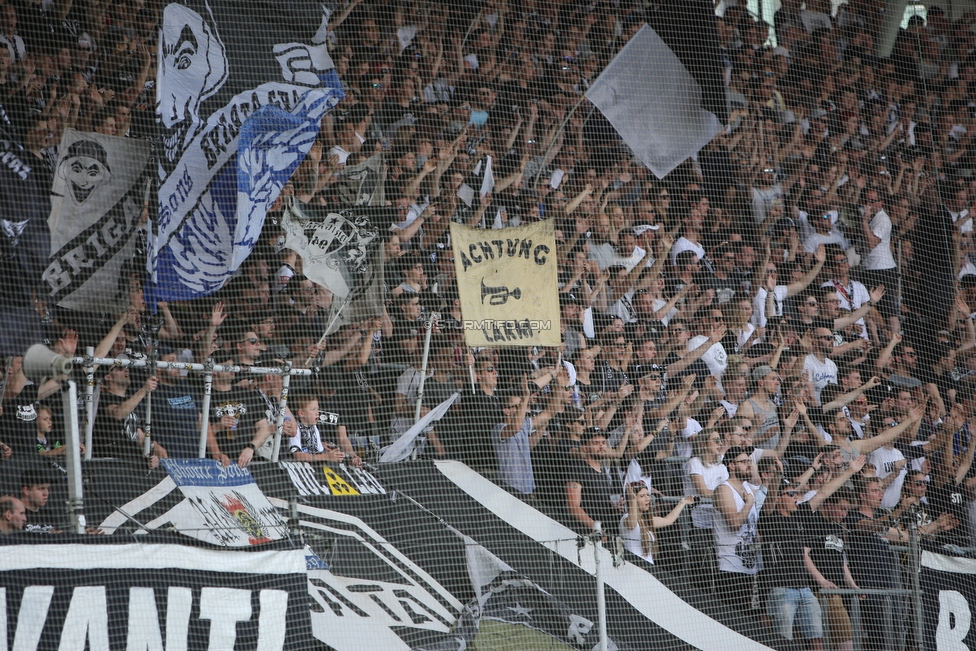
[305,294,351,366]
[413,312,437,425]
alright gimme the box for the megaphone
[22,344,73,382]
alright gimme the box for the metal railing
[72,350,311,464]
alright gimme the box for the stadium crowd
[3,0,976,648]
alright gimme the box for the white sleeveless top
[712,481,761,575]
[619,513,655,564]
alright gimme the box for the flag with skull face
[43,129,151,313]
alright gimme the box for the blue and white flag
[148,0,344,303]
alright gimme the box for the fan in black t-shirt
[206,357,275,466]
[91,365,158,460]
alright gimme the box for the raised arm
[785,244,826,297]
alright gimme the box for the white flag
[585,24,722,179]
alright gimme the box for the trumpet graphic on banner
[450,220,560,347]
[481,279,522,306]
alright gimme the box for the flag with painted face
[43,129,151,314]
[147,0,344,304]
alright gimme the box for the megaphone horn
[22,344,73,382]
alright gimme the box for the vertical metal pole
[272,364,292,463]
[593,526,608,651]
[896,239,904,310]
[84,346,94,460]
[910,524,924,651]
[143,360,154,457]
[63,380,86,534]
[414,313,437,424]
[198,361,213,458]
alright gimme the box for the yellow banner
[450,220,560,347]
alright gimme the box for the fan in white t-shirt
[802,327,838,402]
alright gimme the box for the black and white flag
[148,0,344,303]
[281,198,388,303]
[334,152,387,207]
[42,129,150,313]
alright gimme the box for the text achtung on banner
[450,221,560,347]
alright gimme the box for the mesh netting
[1,1,975,650]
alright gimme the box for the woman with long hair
[620,480,694,564]
[683,429,728,532]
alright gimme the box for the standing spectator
[683,429,729,576]
[761,456,866,651]
[152,348,204,459]
[804,489,862,651]
[858,189,899,335]
[92,365,159,460]
[804,327,839,401]
[565,427,617,534]
[0,356,59,458]
[493,376,559,496]
[845,477,913,650]
[457,356,503,472]
[739,366,783,450]
[713,446,777,626]
[752,245,826,328]
[204,355,274,468]
[620,480,694,565]
[820,248,871,320]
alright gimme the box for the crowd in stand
[5,0,976,648]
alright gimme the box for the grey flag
[334,153,387,206]
[43,129,151,313]
[280,197,380,299]
[585,24,722,179]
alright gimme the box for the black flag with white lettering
[42,130,151,313]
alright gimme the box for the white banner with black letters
[43,129,150,313]
[922,550,976,649]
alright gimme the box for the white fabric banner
[585,24,722,179]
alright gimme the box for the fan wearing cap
[759,455,867,650]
